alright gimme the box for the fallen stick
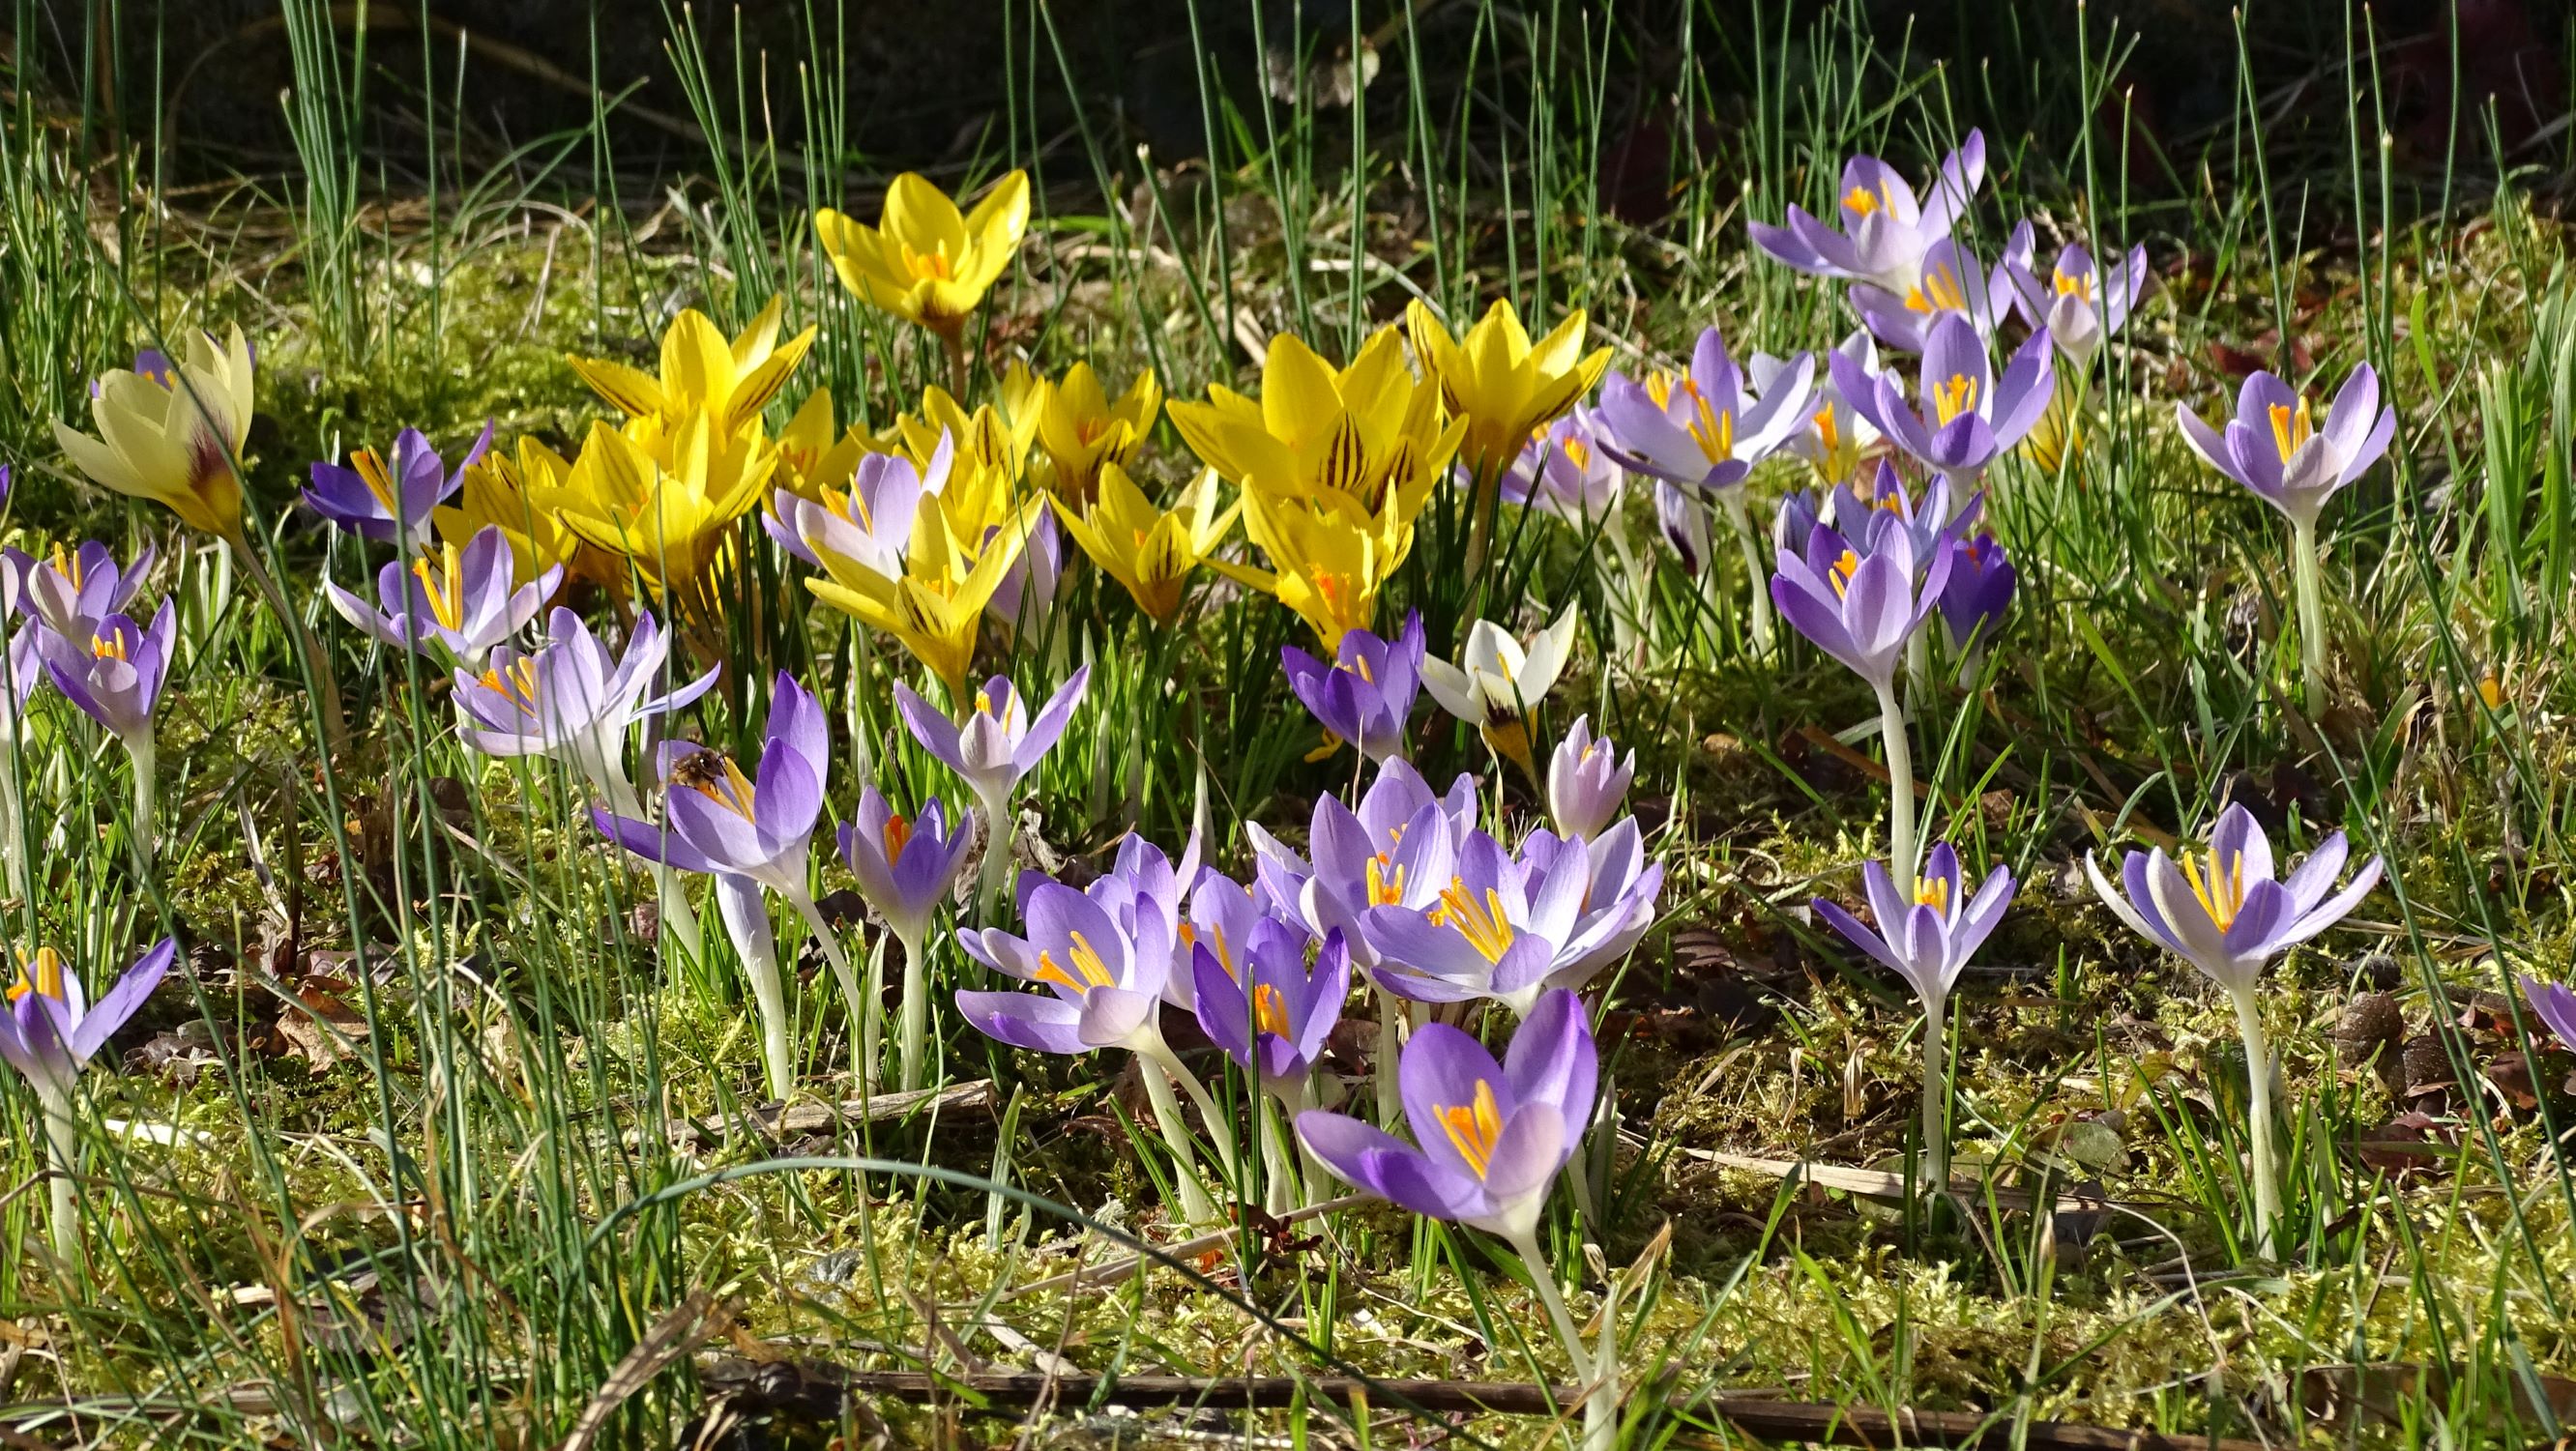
[693,1359,2275,1451]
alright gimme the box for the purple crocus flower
[594,671,831,902]
[0,939,173,1101]
[1546,715,1634,840]
[1832,459,1978,571]
[1595,328,1815,496]
[1192,921,1349,1088]
[1500,409,1626,525]
[39,600,174,744]
[2001,224,2149,370]
[1771,521,1953,695]
[985,499,1064,632]
[1297,986,1596,1240]
[5,540,155,639]
[1850,235,2016,354]
[1838,314,2055,489]
[1812,843,2013,1011]
[773,435,954,571]
[1939,532,2016,653]
[1248,758,1478,969]
[2085,802,2382,998]
[957,879,1175,1057]
[1512,822,1664,976]
[452,608,717,798]
[1281,611,1424,762]
[2519,975,2576,1056]
[839,788,976,949]
[1771,486,1827,553]
[2176,366,2395,528]
[1363,827,1658,1014]
[1655,481,1711,574]
[896,666,1091,812]
[1759,330,1884,487]
[304,421,492,548]
[324,525,561,670]
[1749,132,1987,293]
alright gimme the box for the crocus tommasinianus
[1832,459,1977,574]
[1812,842,2013,1186]
[325,525,561,669]
[0,938,173,1258]
[2175,364,2393,709]
[1248,758,1477,971]
[840,786,976,1090]
[304,422,492,549]
[1420,608,1579,779]
[1749,131,1986,294]
[2519,975,2576,1057]
[984,499,1065,633]
[1760,331,1884,488]
[1500,409,1627,526]
[1546,715,1634,840]
[1192,920,1348,1091]
[6,540,155,640]
[958,875,1239,1220]
[1298,985,1595,1241]
[1595,329,1815,497]
[2086,802,2382,1256]
[1281,611,1424,762]
[39,602,173,746]
[595,672,852,1097]
[896,665,1092,917]
[1838,314,2055,490]
[1772,519,1950,892]
[1655,481,1712,575]
[771,434,953,571]
[1939,532,2017,656]
[1363,828,1659,1015]
[2001,223,2148,371]
[1851,235,2015,354]
[2176,366,2394,531]
[453,608,716,811]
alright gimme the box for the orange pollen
[902,242,956,282]
[91,631,130,662]
[412,543,467,632]
[2268,397,2314,463]
[1436,1079,1505,1178]
[1366,854,1406,908]
[883,814,913,865]
[1931,374,1979,425]
[1252,982,1291,1038]
[1830,549,1861,598]
[1032,931,1118,995]
[479,655,542,713]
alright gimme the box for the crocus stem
[39,1087,76,1264]
[0,744,28,900]
[1920,994,1949,1194]
[1874,682,1918,897]
[938,326,971,399]
[894,924,930,1091]
[1462,468,1502,584]
[1146,1044,1244,1178]
[2290,515,2328,711]
[584,744,707,966]
[1134,1051,1217,1224]
[1506,1227,1614,1451]
[1258,1098,1298,1216]
[716,879,795,1100]
[975,787,1016,925]
[125,732,158,871]
[2229,985,2280,1260]
[788,889,869,1090]
[1720,494,1775,654]
[1905,631,1930,716]
[1374,988,1404,1125]
[1291,1075,1330,1208]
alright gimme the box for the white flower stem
[1147,1043,1243,1175]
[126,732,158,871]
[1258,1097,1298,1216]
[2229,984,2281,1260]
[895,923,931,1091]
[1874,682,1918,897]
[586,742,707,966]
[738,914,794,1102]
[975,787,1017,925]
[1507,1227,1615,1451]
[1374,988,1404,1126]
[1920,993,1949,1193]
[39,1087,77,1264]
[1134,1051,1217,1224]
[1291,1075,1330,1208]
[1721,494,1775,654]
[0,744,29,900]
[2290,515,2329,711]
[787,889,869,1090]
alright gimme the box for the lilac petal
[2271,856,2384,950]
[957,989,1093,1055]
[2278,832,2352,916]
[1508,987,1596,1120]
[1077,985,1156,1047]
[593,806,724,876]
[2219,878,2298,960]
[2176,402,2237,479]
[1813,897,1905,977]
[1014,666,1092,775]
[749,743,824,845]
[893,682,973,780]
[2088,852,2182,957]
[1478,1108,1569,1202]
[2520,976,2576,1054]
[2208,804,2273,888]
[1400,1022,1516,1179]
[767,672,830,781]
[67,938,175,1062]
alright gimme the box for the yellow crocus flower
[772,388,872,503]
[1036,363,1160,504]
[1056,464,1240,623]
[1171,328,1462,529]
[54,327,256,541]
[1403,297,1609,481]
[894,363,1045,479]
[566,295,816,435]
[1213,487,1408,650]
[814,170,1031,334]
[542,413,776,601]
[436,436,584,588]
[807,495,1037,696]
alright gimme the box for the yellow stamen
[1366,854,1406,908]
[883,813,913,865]
[902,242,956,282]
[1562,437,1592,471]
[1032,930,1118,995]
[1829,549,1861,598]
[478,655,542,714]
[1916,877,1950,911]
[2268,396,2314,463]
[411,543,467,632]
[1680,379,1738,465]
[1905,263,1965,313]
[50,542,81,588]
[2181,849,2248,931]
[2053,267,2094,304]
[1931,374,1979,426]
[8,946,67,1004]
[352,448,400,514]
[1428,877,1516,963]
[1252,983,1291,1038]
[1436,1079,1505,1179]
[91,630,130,662]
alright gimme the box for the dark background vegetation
[13,0,2571,218]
